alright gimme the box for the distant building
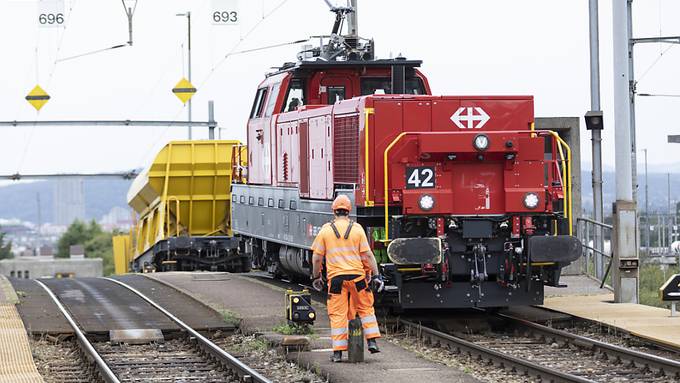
[53,177,86,226]
[69,244,85,259]
[0,255,103,279]
[100,206,134,231]
[39,246,54,257]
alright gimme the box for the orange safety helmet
[331,195,352,212]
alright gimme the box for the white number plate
[37,0,65,28]
[405,167,435,189]
[211,0,239,25]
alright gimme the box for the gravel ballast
[214,333,327,383]
[30,338,94,382]
[385,333,539,383]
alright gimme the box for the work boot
[367,338,380,354]
[330,351,342,362]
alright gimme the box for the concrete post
[612,0,638,303]
[627,0,637,203]
[208,100,216,140]
[347,317,364,362]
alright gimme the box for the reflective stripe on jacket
[311,218,370,280]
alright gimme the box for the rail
[399,319,593,383]
[576,217,613,288]
[105,278,272,383]
[496,312,680,378]
[382,130,571,241]
[36,280,120,383]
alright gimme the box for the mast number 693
[213,11,238,23]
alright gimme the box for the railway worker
[311,194,385,363]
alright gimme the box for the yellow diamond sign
[25,85,50,111]
[172,77,197,104]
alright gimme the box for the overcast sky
[1,0,679,176]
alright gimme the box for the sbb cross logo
[450,107,490,129]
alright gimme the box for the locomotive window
[289,200,297,210]
[250,87,268,118]
[278,199,285,209]
[282,78,305,112]
[248,196,255,205]
[240,195,246,204]
[264,83,281,117]
[232,194,237,203]
[360,77,425,95]
[258,197,265,206]
[268,198,274,207]
[328,86,345,104]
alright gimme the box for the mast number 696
[39,13,64,25]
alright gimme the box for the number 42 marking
[406,167,435,189]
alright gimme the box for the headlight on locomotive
[473,134,489,151]
[419,194,435,211]
[523,192,539,209]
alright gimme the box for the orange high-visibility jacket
[311,218,371,280]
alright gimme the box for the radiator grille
[333,115,360,184]
[299,121,309,195]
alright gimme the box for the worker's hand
[370,275,384,293]
[312,278,325,292]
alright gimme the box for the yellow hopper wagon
[124,140,248,272]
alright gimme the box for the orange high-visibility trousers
[327,278,381,351]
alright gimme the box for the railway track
[399,313,680,383]
[36,278,272,383]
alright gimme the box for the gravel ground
[213,333,327,383]
[384,332,539,383]
[30,337,95,383]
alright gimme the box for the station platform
[145,272,480,383]
[541,275,680,350]
[0,276,43,383]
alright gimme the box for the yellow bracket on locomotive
[381,130,572,243]
[383,132,409,242]
[547,131,572,235]
[364,108,375,207]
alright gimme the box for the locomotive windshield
[283,78,305,112]
[360,77,425,95]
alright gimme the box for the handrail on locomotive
[381,129,573,242]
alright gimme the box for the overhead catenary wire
[47,0,79,88]
[54,0,136,63]
[136,0,294,168]
[130,0,211,117]
[638,93,680,98]
[55,43,128,62]
[636,44,676,84]
[196,0,292,90]
[120,0,138,17]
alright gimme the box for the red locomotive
[232,5,580,309]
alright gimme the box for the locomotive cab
[245,59,432,186]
